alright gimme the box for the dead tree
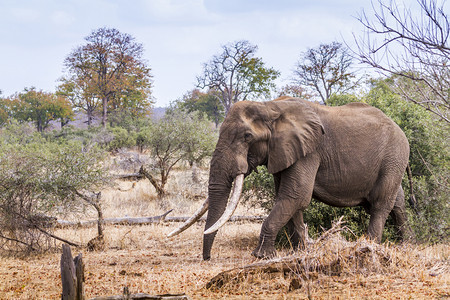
[61,244,85,300]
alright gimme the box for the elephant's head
[168,97,324,260]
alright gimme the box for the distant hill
[151,107,166,120]
[48,107,167,130]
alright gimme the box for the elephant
[168,96,412,260]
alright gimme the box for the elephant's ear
[267,100,324,174]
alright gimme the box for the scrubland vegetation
[0,0,449,298]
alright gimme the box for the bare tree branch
[293,42,361,105]
[354,0,450,122]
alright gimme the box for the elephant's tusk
[204,174,244,235]
[167,198,209,238]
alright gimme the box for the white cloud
[51,10,75,27]
[10,7,41,23]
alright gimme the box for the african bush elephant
[169,96,411,260]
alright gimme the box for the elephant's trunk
[204,174,244,235]
[202,180,231,260]
[202,174,244,260]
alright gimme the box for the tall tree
[63,27,153,128]
[57,74,99,127]
[197,40,280,114]
[293,42,359,105]
[355,0,449,122]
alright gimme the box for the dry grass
[0,168,449,299]
[206,219,450,299]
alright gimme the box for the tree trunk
[102,97,107,128]
[192,162,199,183]
[93,198,104,237]
[74,191,104,237]
[87,108,92,127]
[61,244,84,300]
[139,166,165,198]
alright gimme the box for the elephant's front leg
[252,159,318,259]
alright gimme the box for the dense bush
[47,124,139,152]
[107,127,136,152]
[0,122,110,254]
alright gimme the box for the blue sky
[0,0,418,107]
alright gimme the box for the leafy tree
[355,0,450,122]
[0,96,11,126]
[175,89,224,128]
[278,84,314,100]
[197,40,280,114]
[138,109,217,198]
[10,88,73,132]
[63,27,153,128]
[57,77,99,127]
[293,42,360,105]
[180,111,218,168]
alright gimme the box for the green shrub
[108,127,136,152]
[0,127,110,254]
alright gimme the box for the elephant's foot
[251,246,276,259]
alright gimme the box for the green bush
[242,166,275,212]
[47,125,139,152]
[138,109,217,197]
[107,127,136,152]
[0,124,110,254]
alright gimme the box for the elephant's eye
[244,132,253,141]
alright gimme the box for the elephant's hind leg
[390,186,414,241]
[367,177,402,242]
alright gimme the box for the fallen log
[114,173,144,181]
[164,215,265,223]
[56,210,174,228]
[56,211,265,228]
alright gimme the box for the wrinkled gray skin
[203,97,411,260]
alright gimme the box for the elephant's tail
[406,162,418,214]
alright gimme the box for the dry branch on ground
[56,212,265,228]
[206,218,450,295]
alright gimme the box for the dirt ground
[1,222,449,299]
[1,169,449,299]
